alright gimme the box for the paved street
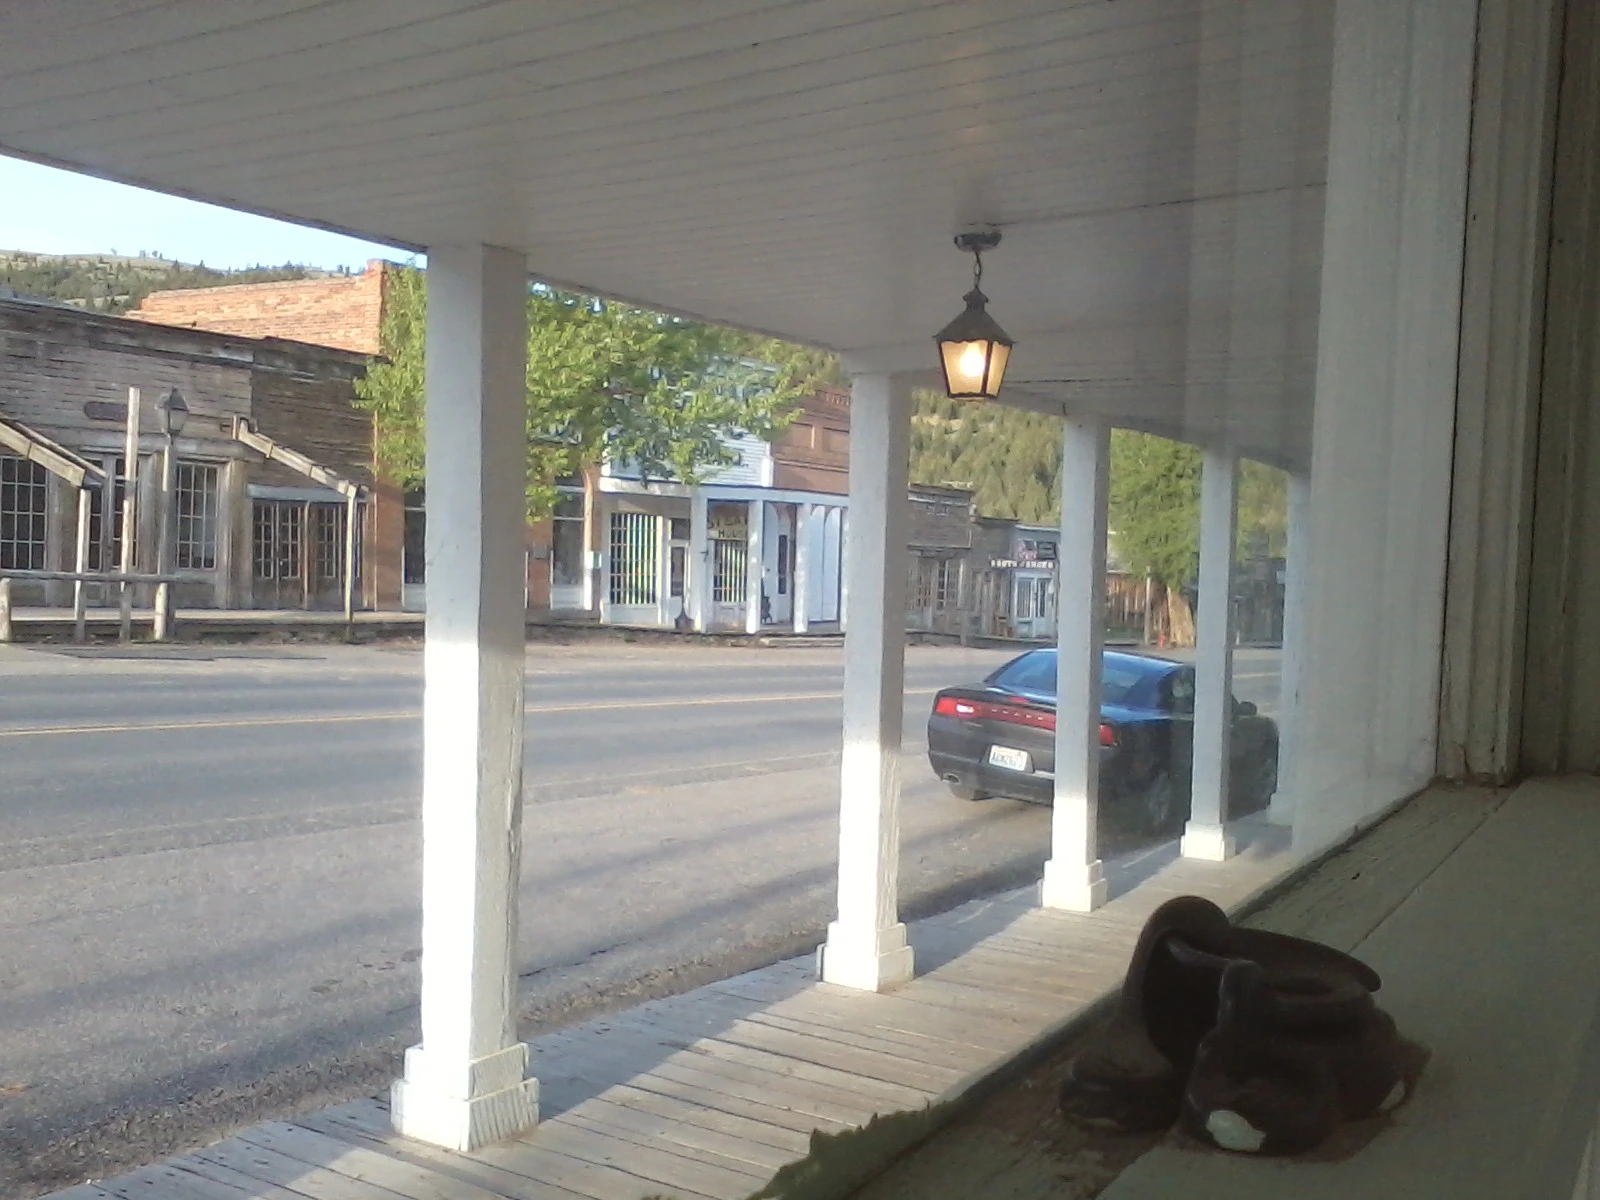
[0,639,1279,1197]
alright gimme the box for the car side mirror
[1235,700,1257,718]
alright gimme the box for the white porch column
[820,372,914,992]
[793,503,814,634]
[1041,417,1109,912]
[1268,471,1310,826]
[1182,445,1239,861]
[838,509,850,633]
[391,244,538,1150]
[745,499,764,634]
[688,487,709,632]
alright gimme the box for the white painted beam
[819,372,914,992]
[391,244,538,1151]
[1183,445,1238,862]
[1269,472,1310,826]
[1041,416,1109,911]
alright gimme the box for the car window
[1100,661,1146,705]
[992,652,1154,706]
[1164,668,1196,714]
[993,652,1057,696]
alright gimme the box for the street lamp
[152,388,189,640]
[934,230,1014,401]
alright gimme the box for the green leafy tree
[355,264,815,516]
[1108,431,1287,589]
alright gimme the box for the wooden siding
[0,298,253,450]
[773,387,850,495]
[249,344,374,490]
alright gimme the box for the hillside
[0,251,340,314]
[910,389,1064,523]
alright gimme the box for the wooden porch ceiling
[0,1,1334,468]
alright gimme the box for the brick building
[133,269,386,355]
[0,293,380,610]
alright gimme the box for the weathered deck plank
[54,812,1305,1200]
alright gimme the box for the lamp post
[152,387,189,641]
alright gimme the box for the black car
[926,648,1278,835]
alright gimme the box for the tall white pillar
[688,488,709,632]
[391,244,538,1150]
[1268,471,1310,826]
[1041,417,1109,911]
[820,372,914,992]
[793,503,814,634]
[745,499,764,634]
[1182,445,1239,861]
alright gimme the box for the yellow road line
[0,688,941,739]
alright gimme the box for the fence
[915,560,1286,647]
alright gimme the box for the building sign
[991,558,1059,570]
[707,502,748,539]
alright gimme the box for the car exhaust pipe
[942,773,963,785]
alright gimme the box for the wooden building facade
[0,294,390,611]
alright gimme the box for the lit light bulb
[958,343,986,381]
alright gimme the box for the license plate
[987,745,1032,772]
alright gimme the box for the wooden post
[1183,445,1239,861]
[0,577,12,643]
[302,499,313,611]
[1142,573,1155,646]
[792,503,813,635]
[118,387,140,643]
[73,487,91,643]
[153,581,171,642]
[744,499,764,634]
[390,243,538,1150]
[343,490,359,630]
[818,371,914,993]
[1042,417,1110,911]
[1269,472,1311,826]
[688,487,709,632]
[153,435,175,642]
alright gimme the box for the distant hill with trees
[0,250,335,314]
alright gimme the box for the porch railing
[0,569,185,644]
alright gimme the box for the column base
[1266,791,1296,827]
[391,1043,539,1151]
[1039,858,1108,912]
[1181,821,1236,862]
[817,921,915,992]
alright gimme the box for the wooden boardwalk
[48,819,1294,1200]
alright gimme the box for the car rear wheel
[1134,769,1181,836]
[947,782,990,802]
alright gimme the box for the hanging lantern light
[935,229,1013,401]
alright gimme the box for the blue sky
[0,153,406,271]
